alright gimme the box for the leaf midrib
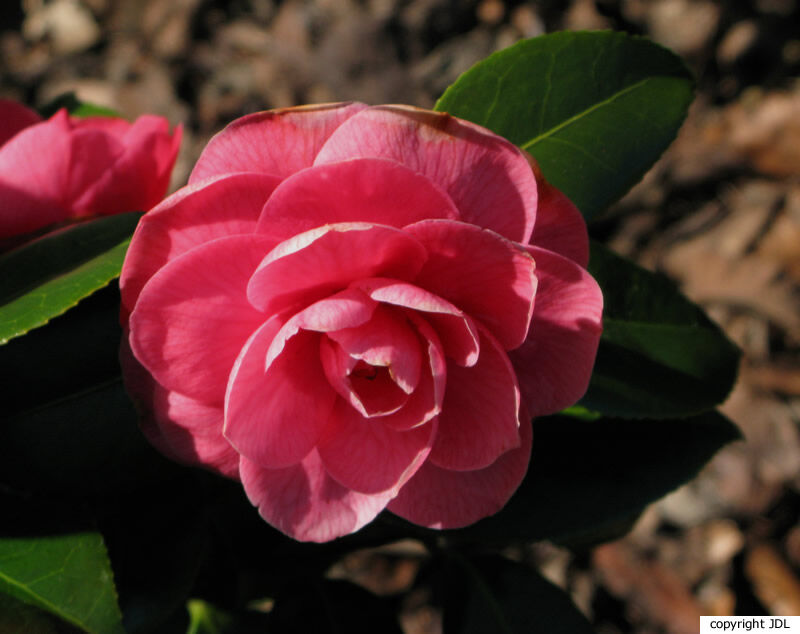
[0,564,87,631]
[520,77,652,151]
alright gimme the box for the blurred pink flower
[0,99,181,239]
[120,103,603,542]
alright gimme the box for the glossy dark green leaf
[435,31,693,220]
[0,533,124,634]
[442,553,594,634]
[582,242,740,418]
[438,412,740,545]
[0,212,141,344]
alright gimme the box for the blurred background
[2,1,799,632]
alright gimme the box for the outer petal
[225,289,376,469]
[240,451,393,543]
[74,115,182,217]
[317,399,436,494]
[120,338,239,478]
[428,326,521,471]
[119,172,281,318]
[255,158,459,242]
[526,155,589,267]
[189,102,367,183]
[247,223,428,315]
[509,246,603,417]
[0,99,42,146]
[0,111,76,236]
[314,105,538,244]
[129,234,274,403]
[405,219,537,350]
[388,408,533,529]
[352,277,479,367]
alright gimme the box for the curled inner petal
[320,338,409,418]
[326,305,422,394]
[247,223,428,315]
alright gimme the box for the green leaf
[38,93,121,119]
[0,212,141,344]
[0,533,124,634]
[441,412,740,545]
[442,553,594,634]
[583,243,740,418]
[435,31,693,220]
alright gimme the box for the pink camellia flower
[120,103,603,542]
[0,98,181,239]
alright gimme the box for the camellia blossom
[0,98,181,239]
[120,103,603,542]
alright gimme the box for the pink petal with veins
[510,246,603,417]
[388,408,533,529]
[405,219,538,350]
[240,450,394,542]
[317,399,436,494]
[246,223,427,315]
[428,326,521,471]
[190,102,367,183]
[255,157,459,243]
[128,234,274,403]
[314,105,538,244]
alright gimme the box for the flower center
[350,360,379,381]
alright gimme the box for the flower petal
[527,155,589,267]
[240,450,393,542]
[72,115,182,218]
[320,339,409,417]
[428,326,521,471]
[314,105,538,243]
[120,338,239,478]
[120,173,281,318]
[0,110,75,236]
[225,290,376,469]
[405,219,538,350]
[189,102,367,184]
[128,234,274,403]
[509,246,603,417]
[225,323,333,469]
[255,158,459,242]
[373,312,447,431]
[352,278,480,367]
[317,399,436,494]
[388,410,533,529]
[247,223,427,315]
